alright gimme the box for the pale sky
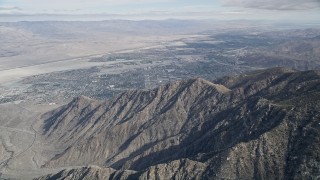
[0,0,319,22]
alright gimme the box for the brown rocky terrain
[35,67,320,179]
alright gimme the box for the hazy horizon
[0,0,319,22]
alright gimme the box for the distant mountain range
[35,68,320,179]
[238,34,320,70]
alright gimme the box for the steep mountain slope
[35,165,136,180]
[36,68,320,179]
[36,159,207,180]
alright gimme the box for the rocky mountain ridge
[35,68,320,179]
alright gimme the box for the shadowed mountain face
[36,68,320,179]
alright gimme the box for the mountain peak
[68,95,97,109]
[72,95,95,103]
[192,78,231,93]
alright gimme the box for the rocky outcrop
[35,165,136,180]
[36,159,206,180]
[36,68,320,179]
